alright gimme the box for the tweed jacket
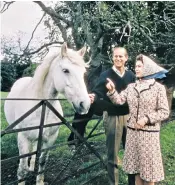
[107,79,170,131]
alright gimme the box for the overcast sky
[1,1,48,47]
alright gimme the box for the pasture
[1,91,175,185]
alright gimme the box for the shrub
[1,62,16,91]
[22,63,38,77]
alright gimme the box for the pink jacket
[107,79,170,131]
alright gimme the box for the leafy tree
[1,37,32,90]
[34,1,175,65]
[1,1,175,91]
[22,63,38,77]
[2,1,175,65]
[1,60,16,91]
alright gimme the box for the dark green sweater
[92,68,135,116]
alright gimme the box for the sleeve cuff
[107,90,116,97]
[145,115,151,125]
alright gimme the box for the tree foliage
[1,37,32,91]
[22,63,38,77]
[1,61,16,91]
[34,1,175,67]
[1,1,175,91]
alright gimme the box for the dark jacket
[92,68,135,116]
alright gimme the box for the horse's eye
[62,69,69,73]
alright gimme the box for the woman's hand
[106,78,115,93]
[134,117,148,129]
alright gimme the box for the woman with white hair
[106,54,170,185]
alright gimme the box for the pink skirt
[123,128,164,182]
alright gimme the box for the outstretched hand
[106,78,115,93]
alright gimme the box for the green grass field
[1,91,175,185]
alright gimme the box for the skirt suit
[108,78,170,182]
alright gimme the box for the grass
[159,121,175,185]
[1,92,19,158]
[1,91,8,129]
[1,91,175,185]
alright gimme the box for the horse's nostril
[80,101,84,108]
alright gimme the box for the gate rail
[1,98,106,185]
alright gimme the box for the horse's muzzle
[72,101,90,115]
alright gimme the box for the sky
[1,1,49,48]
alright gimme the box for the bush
[1,62,16,91]
[22,63,38,77]
[1,58,32,91]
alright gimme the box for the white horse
[4,43,90,185]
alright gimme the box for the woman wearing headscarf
[106,54,170,185]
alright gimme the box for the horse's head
[52,43,90,114]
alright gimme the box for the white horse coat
[4,43,90,185]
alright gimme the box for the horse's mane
[32,52,58,87]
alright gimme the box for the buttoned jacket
[108,79,170,131]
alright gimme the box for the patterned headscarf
[136,54,168,79]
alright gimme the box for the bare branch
[119,20,132,43]
[17,37,22,51]
[21,41,63,56]
[134,22,175,48]
[54,19,68,42]
[55,6,71,14]
[140,25,151,36]
[33,1,69,42]
[139,27,155,45]
[113,2,125,12]
[157,42,175,47]
[23,12,46,53]
[160,20,170,31]
[0,1,14,13]
[33,1,72,27]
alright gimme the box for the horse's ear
[61,42,68,58]
[77,46,86,57]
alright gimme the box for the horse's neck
[42,70,58,99]
[31,54,59,99]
